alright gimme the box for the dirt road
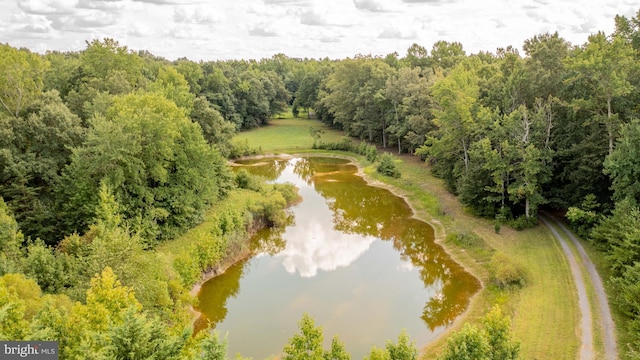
[540,214,617,360]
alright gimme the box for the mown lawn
[233,117,344,153]
[232,116,585,360]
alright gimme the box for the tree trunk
[382,115,387,148]
[525,197,530,219]
[398,137,402,154]
[607,95,613,156]
[462,138,469,173]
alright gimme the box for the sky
[0,0,637,61]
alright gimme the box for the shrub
[445,231,484,249]
[508,215,537,230]
[235,169,264,192]
[376,153,401,178]
[312,137,354,152]
[439,306,519,360]
[490,252,525,288]
[229,139,262,159]
[357,142,378,162]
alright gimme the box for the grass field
[233,114,590,359]
[232,117,345,153]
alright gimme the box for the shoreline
[201,152,485,353]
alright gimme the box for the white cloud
[378,26,416,39]
[128,23,155,37]
[17,0,78,15]
[276,220,377,278]
[248,26,279,37]
[1,0,636,61]
[353,0,389,13]
[173,6,223,24]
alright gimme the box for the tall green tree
[385,67,433,153]
[283,314,350,360]
[62,92,231,242]
[419,59,484,192]
[0,90,85,242]
[565,32,635,155]
[0,44,48,118]
[604,118,640,205]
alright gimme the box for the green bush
[445,231,485,249]
[312,137,354,152]
[229,139,262,159]
[357,142,378,162]
[508,215,537,230]
[490,252,525,288]
[235,169,265,192]
[376,153,401,178]
[439,306,519,360]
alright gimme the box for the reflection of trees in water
[233,158,290,181]
[293,156,353,186]
[251,220,289,255]
[306,157,480,331]
[313,172,409,239]
[203,157,480,334]
[194,258,249,333]
[394,219,480,330]
[195,217,290,334]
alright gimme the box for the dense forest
[1,8,640,359]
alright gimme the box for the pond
[194,156,480,359]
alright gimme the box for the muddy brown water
[195,156,479,359]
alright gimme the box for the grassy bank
[234,115,586,359]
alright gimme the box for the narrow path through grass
[543,213,618,360]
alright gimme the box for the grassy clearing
[232,117,585,360]
[233,117,344,153]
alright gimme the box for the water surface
[195,156,479,359]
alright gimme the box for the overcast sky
[0,0,637,61]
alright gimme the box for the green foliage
[312,137,378,162]
[604,119,640,206]
[235,169,264,192]
[0,90,85,243]
[198,332,228,360]
[0,197,23,275]
[364,331,418,360]
[283,314,351,360]
[105,308,188,360]
[0,278,29,340]
[191,97,236,157]
[385,330,418,360]
[565,194,601,238]
[591,199,640,275]
[376,153,401,178]
[313,137,355,152]
[445,231,485,249]
[439,323,490,360]
[507,215,538,231]
[325,336,350,360]
[228,139,263,159]
[22,239,66,294]
[63,92,232,243]
[283,314,326,360]
[0,44,49,117]
[490,252,525,289]
[439,306,519,360]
